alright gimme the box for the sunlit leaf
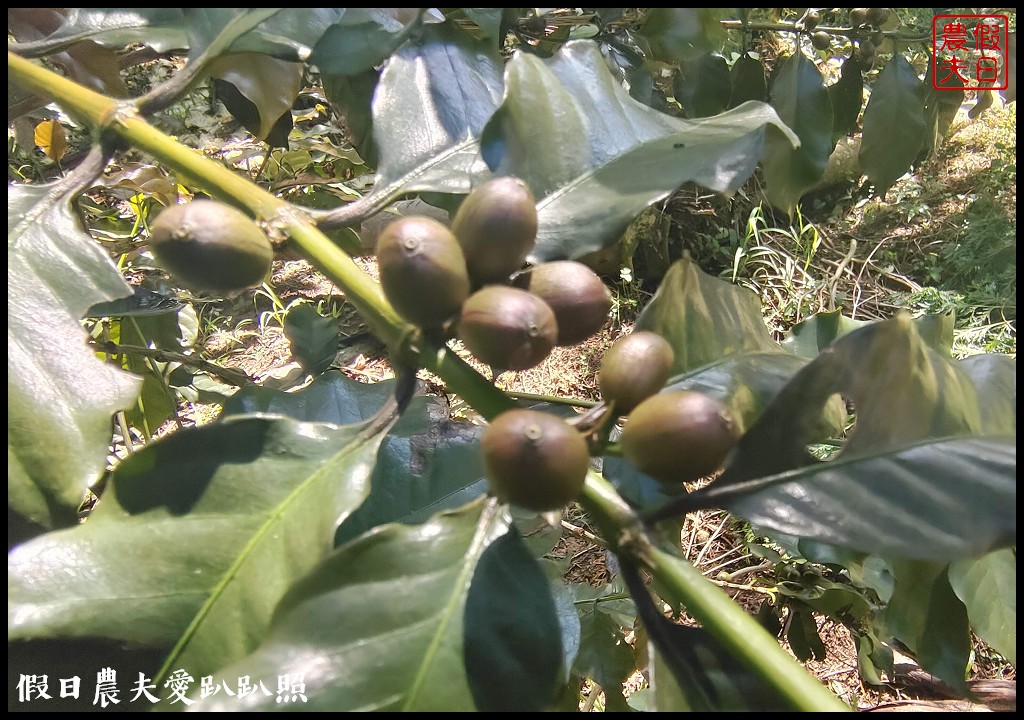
[948,549,1016,665]
[9,408,397,682]
[33,119,67,162]
[190,498,508,711]
[8,183,140,528]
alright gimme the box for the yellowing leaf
[34,119,67,162]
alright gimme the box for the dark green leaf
[221,370,432,436]
[209,53,303,144]
[495,43,797,261]
[622,560,790,711]
[730,53,767,107]
[461,8,504,39]
[639,8,725,63]
[687,317,1017,560]
[602,454,680,510]
[859,54,927,193]
[600,37,654,106]
[310,8,421,74]
[336,419,485,545]
[8,183,140,528]
[283,303,339,376]
[786,607,826,662]
[882,559,971,691]
[191,498,507,711]
[761,52,834,213]
[828,57,864,142]
[636,254,780,376]
[9,8,189,55]
[948,549,1016,665]
[371,24,504,197]
[781,310,954,360]
[464,527,563,711]
[9,411,396,681]
[674,53,731,118]
[320,69,379,166]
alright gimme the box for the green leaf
[208,53,303,144]
[781,310,954,360]
[310,8,421,74]
[9,8,189,55]
[283,303,339,376]
[320,69,379,166]
[464,526,564,711]
[882,559,971,691]
[371,24,504,197]
[461,8,503,39]
[948,549,1016,665]
[600,37,654,106]
[828,57,864,142]
[9,410,396,681]
[761,52,834,213]
[639,8,725,63]
[786,607,827,662]
[572,603,636,691]
[8,183,140,529]
[221,370,430,436]
[859,54,927,194]
[336,419,486,545]
[730,53,767,107]
[959,354,1017,434]
[635,254,780,376]
[489,42,797,261]
[696,318,1016,560]
[674,53,731,118]
[191,498,508,711]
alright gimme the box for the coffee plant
[8,8,1015,712]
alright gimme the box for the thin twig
[92,340,254,387]
[561,519,608,548]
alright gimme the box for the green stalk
[9,50,848,711]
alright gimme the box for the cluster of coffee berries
[375,176,613,371]
[599,331,741,487]
[149,199,274,294]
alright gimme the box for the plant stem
[9,51,848,711]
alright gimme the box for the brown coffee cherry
[451,177,538,286]
[811,31,832,51]
[149,200,272,293]
[850,8,868,27]
[599,331,675,415]
[619,390,739,485]
[802,9,821,30]
[513,261,611,346]
[375,216,470,328]
[458,286,557,370]
[481,409,589,511]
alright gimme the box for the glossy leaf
[336,419,486,545]
[859,54,927,194]
[600,37,654,106]
[370,23,503,199]
[310,8,421,74]
[283,303,339,376]
[828,57,864,142]
[761,52,834,213]
[221,370,430,435]
[8,8,190,55]
[9,410,396,681]
[635,254,779,376]
[882,560,971,690]
[685,318,1016,560]
[191,498,508,711]
[8,183,140,528]
[730,53,767,107]
[464,526,564,711]
[948,549,1016,665]
[674,53,731,118]
[488,42,797,261]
